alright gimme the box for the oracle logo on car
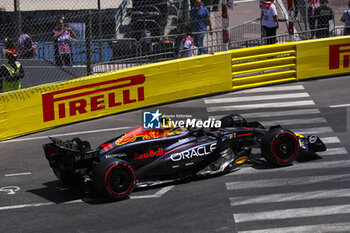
[42,75,145,122]
[329,43,350,70]
[170,143,217,161]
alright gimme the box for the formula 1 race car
[43,114,326,200]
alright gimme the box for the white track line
[317,148,348,156]
[321,137,341,144]
[0,186,175,211]
[234,204,350,223]
[232,85,304,94]
[330,103,350,108]
[207,100,315,112]
[238,223,350,233]
[205,93,310,104]
[225,174,350,190]
[292,127,333,135]
[0,202,53,211]
[226,159,350,176]
[209,108,321,119]
[0,126,134,143]
[230,188,350,206]
[130,186,175,199]
[5,172,31,177]
[260,117,326,126]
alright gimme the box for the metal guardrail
[92,42,228,74]
[228,19,262,42]
[229,26,349,50]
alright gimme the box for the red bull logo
[116,127,160,146]
[42,75,145,122]
[134,148,164,160]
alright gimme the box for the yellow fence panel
[231,42,297,90]
[297,36,350,80]
[0,52,232,141]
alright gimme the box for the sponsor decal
[309,135,318,143]
[74,151,99,162]
[329,44,350,70]
[170,143,217,161]
[134,148,164,160]
[116,128,160,146]
[42,75,145,122]
[105,153,127,159]
[178,138,190,143]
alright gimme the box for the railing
[228,19,262,42]
[92,43,228,74]
[331,26,350,37]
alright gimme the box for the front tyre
[261,128,300,166]
[92,158,136,200]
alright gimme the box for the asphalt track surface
[0,75,350,233]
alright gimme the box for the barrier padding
[297,36,350,80]
[230,42,297,90]
[0,52,232,141]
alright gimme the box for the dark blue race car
[43,114,326,200]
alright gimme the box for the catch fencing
[0,0,224,88]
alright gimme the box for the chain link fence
[284,0,349,35]
[0,0,224,90]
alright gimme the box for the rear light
[45,147,60,157]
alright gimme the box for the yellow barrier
[230,42,297,90]
[2,37,350,141]
[297,36,350,80]
[0,52,232,141]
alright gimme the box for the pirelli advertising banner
[0,52,232,141]
[297,36,350,80]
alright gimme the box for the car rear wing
[43,137,100,170]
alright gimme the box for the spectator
[178,26,194,58]
[260,0,279,44]
[18,29,37,59]
[190,0,212,55]
[2,38,15,59]
[53,17,76,66]
[141,24,152,55]
[314,0,334,38]
[341,1,350,35]
[307,0,320,38]
[0,49,24,93]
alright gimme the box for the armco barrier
[297,36,350,80]
[230,42,297,90]
[0,52,232,141]
[1,37,350,141]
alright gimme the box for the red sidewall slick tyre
[93,158,136,200]
[261,128,300,166]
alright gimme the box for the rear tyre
[92,158,136,200]
[261,128,300,166]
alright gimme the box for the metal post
[14,0,21,38]
[86,10,93,75]
[183,0,189,25]
[97,0,103,62]
[287,0,294,35]
[222,1,229,50]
